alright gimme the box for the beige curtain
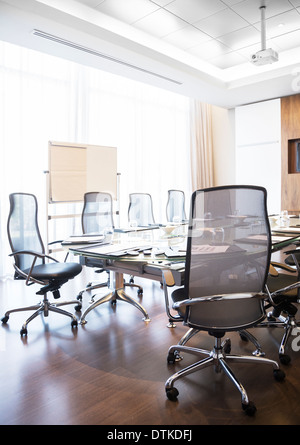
[189,99,214,190]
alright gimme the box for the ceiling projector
[250,48,279,66]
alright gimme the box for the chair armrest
[268,280,300,299]
[270,261,296,274]
[284,248,300,255]
[9,249,59,286]
[161,269,184,325]
[9,249,59,263]
[173,292,265,310]
[269,263,279,277]
[162,269,176,287]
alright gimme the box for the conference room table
[65,220,300,325]
[66,224,187,324]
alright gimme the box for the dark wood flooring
[0,265,300,427]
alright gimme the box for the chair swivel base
[257,312,300,365]
[80,286,150,325]
[165,336,285,415]
[1,294,82,336]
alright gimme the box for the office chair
[76,192,114,303]
[252,250,300,365]
[128,193,156,227]
[166,189,187,223]
[163,185,285,415]
[127,192,156,288]
[2,193,82,336]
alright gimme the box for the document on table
[70,243,151,257]
[61,234,105,245]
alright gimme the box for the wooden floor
[0,265,300,427]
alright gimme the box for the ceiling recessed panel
[193,9,250,38]
[217,26,261,51]
[231,0,294,24]
[209,51,247,69]
[133,8,187,38]
[162,24,211,49]
[95,0,160,24]
[254,9,300,37]
[149,0,176,6]
[272,29,300,50]
[187,39,232,59]
[164,0,227,24]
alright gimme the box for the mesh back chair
[163,186,285,415]
[128,193,155,227]
[77,192,114,302]
[82,191,114,235]
[166,190,187,223]
[2,193,82,336]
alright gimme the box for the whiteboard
[48,141,117,202]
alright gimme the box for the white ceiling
[1,0,300,108]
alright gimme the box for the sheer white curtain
[0,41,192,278]
[189,99,214,190]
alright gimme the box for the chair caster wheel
[71,320,78,328]
[167,352,177,364]
[137,289,143,296]
[273,369,285,381]
[279,354,291,365]
[1,316,9,324]
[166,387,179,401]
[20,327,28,336]
[74,304,82,312]
[223,339,231,354]
[239,332,248,342]
[242,401,256,416]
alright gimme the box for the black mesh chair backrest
[7,193,45,272]
[81,192,114,234]
[128,193,155,226]
[166,189,186,222]
[184,185,271,331]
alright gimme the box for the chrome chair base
[165,336,284,415]
[1,293,81,336]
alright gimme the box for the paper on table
[273,226,300,234]
[192,245,229,254]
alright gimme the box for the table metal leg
[80,271,150,324]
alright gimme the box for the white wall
[235,98,281,214]
[211,105,236,186]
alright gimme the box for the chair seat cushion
[24,262,82,281]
